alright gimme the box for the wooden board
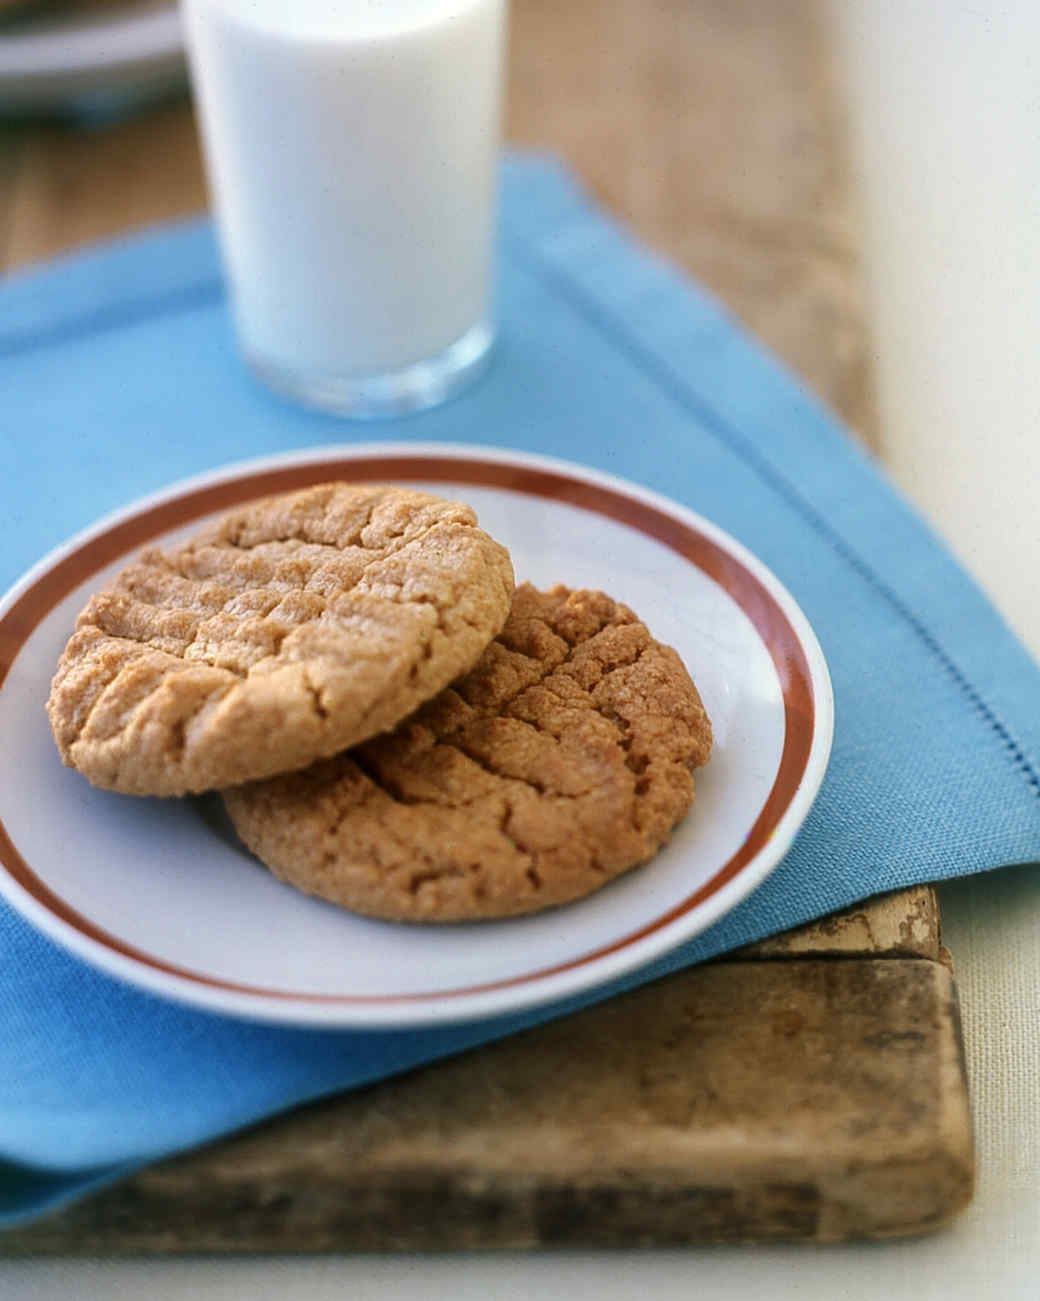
[3,954,972,1252]
[0,0,974,1248]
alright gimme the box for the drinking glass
[182,0,507,417]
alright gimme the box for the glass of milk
[181,0,507,417]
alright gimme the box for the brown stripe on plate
[0,453,817,1006]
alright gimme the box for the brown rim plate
[0,445,833,1026]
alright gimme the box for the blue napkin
[2,154,1039,1226]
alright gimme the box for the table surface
[1,0,1034,1296]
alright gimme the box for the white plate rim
[0,443,834,1027]
[0,3,183,104]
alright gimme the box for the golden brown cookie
[222,583,713,921]
[47,483,514,796]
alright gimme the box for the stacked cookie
[47,483,712,921]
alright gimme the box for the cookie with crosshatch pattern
[47,482,514,796]
[222,583,713,921]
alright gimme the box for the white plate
[0,2,184,114]
[0,445,833,1027]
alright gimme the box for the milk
[182,0,506,412]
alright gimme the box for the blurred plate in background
[0,1,184,115]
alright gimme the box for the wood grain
[739,885,942,961]
[0,958,973,1252]
[2,104,204,268]
[0,123,24,267]
[508,0,877,448]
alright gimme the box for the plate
[0,445,833,1027]
[0,2,184,115]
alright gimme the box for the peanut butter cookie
[47,483,514,795]
[223,583,713,921]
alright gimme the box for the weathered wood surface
[0,0,971,1248]
[740,884,942,961]
[2,958,972,1252]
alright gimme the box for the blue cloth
[1,154,1038,1226]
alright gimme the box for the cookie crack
[461,619,647,730]
[73,655,170,749]
[355,800,444,882]
[321,786,380,848]
[407,867,466,897]
[346,756,544,879]
[448,735,549,796]
[80,624,179,656]
[407,635,438,686]
[454,736,605,803]
[362,516,439,557]
[351,749,507,814]
[167,682,236,764]
[300,668,330,722]
[74,665,231,781]
[349,752,418,808]
[224,496,381,553]
[361,582,453,619]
